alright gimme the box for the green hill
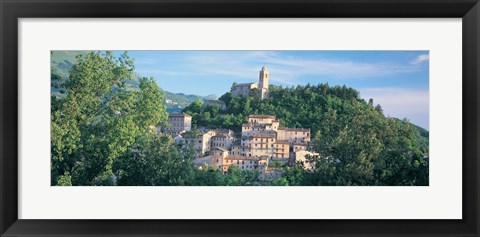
[183,84,429,185]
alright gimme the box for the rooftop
[225,155,268,160]
[278,127,310,132]
[225,155,253,160]
[241,134,276,139]
[213,147,229,152]
[249,114,276,119]
[168,113,192,118]
[242,123,273,128]
[233,82,257,87]
[214,129,233,134]
[212,135,227,138]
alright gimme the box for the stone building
[163,113,192,134]
[211,134,235,150]
[273,140,290,159]
[231,66,270,100]
[209,147,269,175]
[277,127,311,144]
[258,65,270,99]
[231,82,258,98]
[241,115,279,136]
[184,130,215,157]
[191,114,313,179]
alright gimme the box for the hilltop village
[159,66,316,180]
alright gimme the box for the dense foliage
[51,51,174,185]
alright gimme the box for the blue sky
[118,51,429,130]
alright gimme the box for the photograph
[50,50,429,186]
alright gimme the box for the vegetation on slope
[183,84,429,185]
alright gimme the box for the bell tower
[259,65,269,99]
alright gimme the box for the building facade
[163,113,192,134]
[231,66,270,100]
[191,114,313,180]
[184,130,215,157]
[277,127,311,144]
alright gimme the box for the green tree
[113,133,197,186]
[51,51,169,186]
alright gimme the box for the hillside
[51,51,205,110]
[183,84,429,185]
[185,84,429,154]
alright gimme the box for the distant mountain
[204,94,218,100]
[163,91,204,110]
[51,51,205,111]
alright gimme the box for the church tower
[258,65,269,99]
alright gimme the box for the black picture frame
[1,0,479,236]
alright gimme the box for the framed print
[1,0,479,236]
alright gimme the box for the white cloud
[176,51,424,85]
[360,87,429,129]
[135,69,185,76]
[410,54,430,65]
